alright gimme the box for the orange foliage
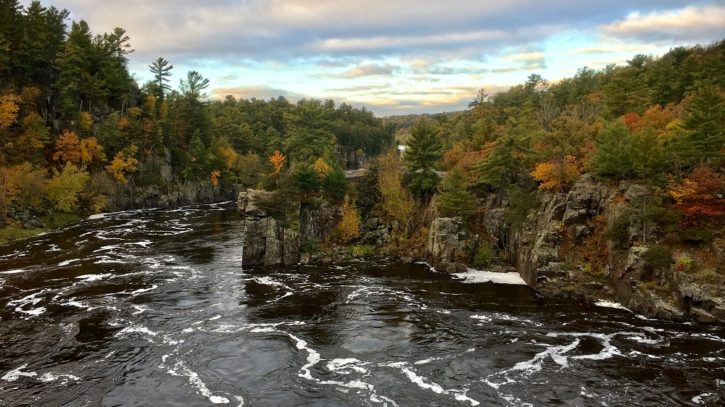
[531,155,582,191]
[105,145,139,185]
[79,137,106,166]
[269,150,285,176]
[210,170,221,188]
[52,130,82,164]
[622,112,641,132]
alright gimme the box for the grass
[351,244,376,257]
[0,213,82,244]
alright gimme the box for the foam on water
[594,299,631,311]
[2,364,38,381]
[452,269,527,285]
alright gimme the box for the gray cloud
[338,63,398,78]
[33,0,711,63]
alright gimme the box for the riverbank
[0,213,82,244]
[238,174,724,324]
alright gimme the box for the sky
[23,0,725,116]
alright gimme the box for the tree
[531,155,581,191]
[52,130,82,165]
[588,121,635,179]
[335,195,360,242]
[180,70,209,100]
[0,91,19,130]
[149,57,173,99]
[44,163,89,212]
[678,84,725,166]
[105,144,138,184]
[437,169,476,216]
[404,119,442,195]
[377,152,414,232]
[269,150,285,176]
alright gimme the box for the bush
[642,245,673,270]
[674,253,694,272]
[472,242,495,268]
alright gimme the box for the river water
[0,203,723,406]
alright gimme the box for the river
[0,203,723,406]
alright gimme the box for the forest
[0,0,393,239]
[0,0,723,249]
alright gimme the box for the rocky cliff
[431,174,724,323]
[238,189,300,267]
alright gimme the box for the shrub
[673,253,694,272]
[472,242,495,268]
[334,196,360,243]
[642,245,673,270]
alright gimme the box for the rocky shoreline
[238,174,724,323]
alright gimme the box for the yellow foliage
[144,94,157,115]
[269,150,285,176]
[89,194,108,214]
[79,137,106,166]
[52,130,82,164]
[78,111,93,132]
[335,196,360,242]
[220,146,239,170]
[313,158,332,177]
[0,163,47,215]
[44,163,90,212]
[105,145,139,185]
[531,155,581,191]
[0,92,20,130]
[210,170,221,188]
[377,152,414,231]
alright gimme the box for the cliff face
[238,189,300,267]
[475,174,724,323]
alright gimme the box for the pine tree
[437,169,476,216]
[404,118,442,195]
[149,57,173,100]
[679,84,725,167]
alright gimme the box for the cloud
[601,5,725,43]
[338,63,398,78]
[211,85,307,101]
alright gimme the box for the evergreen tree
[437,169,476,216]
[679,84,725,166]
[404,118,442,195]
[149,57,173,100]
[588,121,636,179]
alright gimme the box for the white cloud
[601,5,725,42]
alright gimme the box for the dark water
[0,204,723,406]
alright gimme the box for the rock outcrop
[238,189,300,267]
[427,217,469,273]
[420,174,723,323]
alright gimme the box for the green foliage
[437,169,476,216]
[404,119,443,195]
[472,242,495,268]
[503,185,538,230]
[677,84,725,167]
[322,167,347,202]
[642,245,673,270]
